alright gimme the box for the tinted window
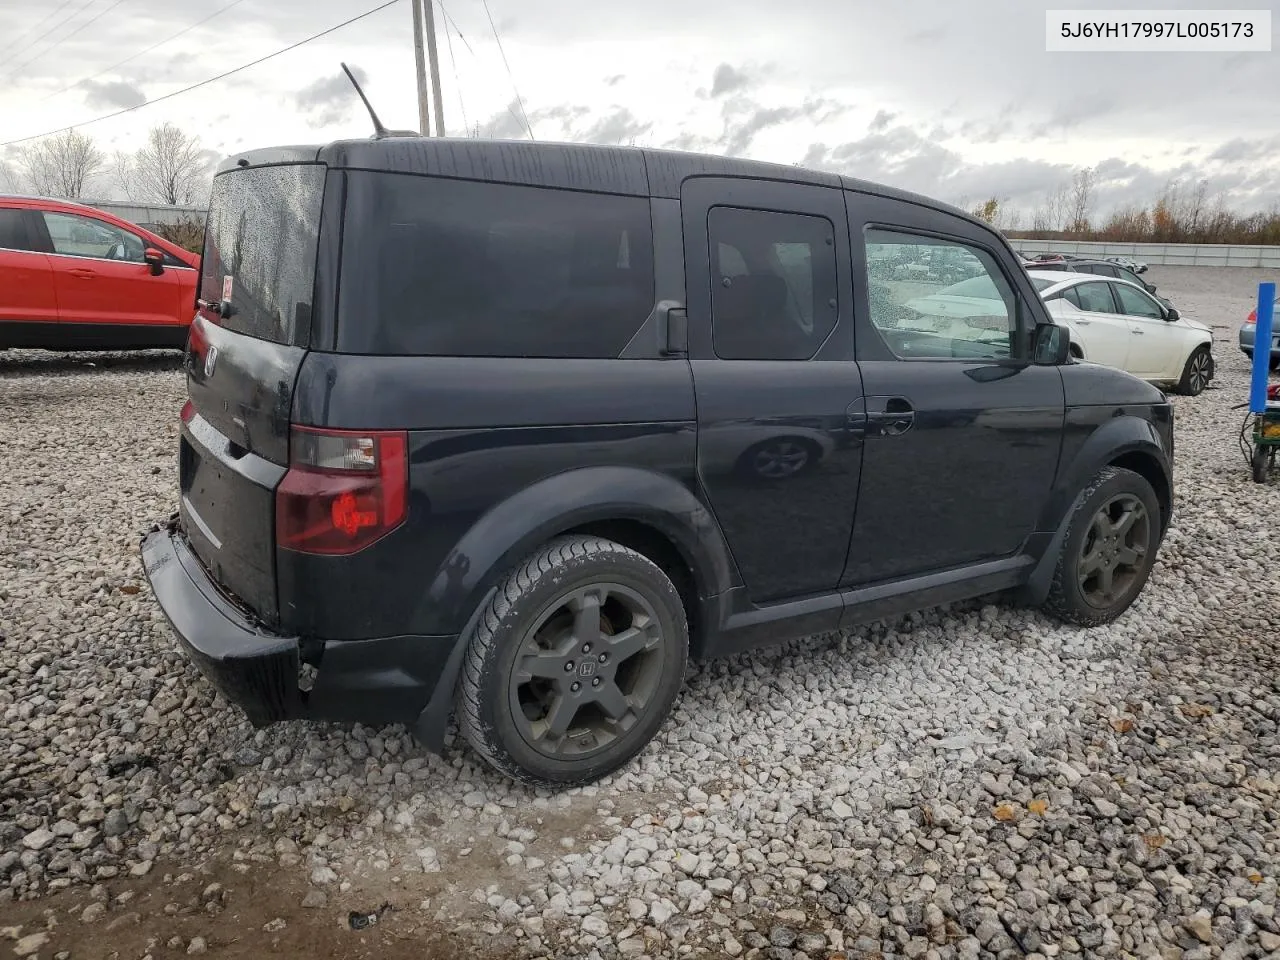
[201,164,325,345]
[709,206,836,360]
[1029,276,1055,292]
[1113,282,1163,319]
[336,173,653,358]
[863,228,1018,360]
[1075,282,1117,313]
[1097,264,1120,278]
[1075,263,1097,274]
[0,209,35,251]
[1061,285,1082,309]
[43,212,145,262]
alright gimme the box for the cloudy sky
[0,0,1277,221]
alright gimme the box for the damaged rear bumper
[139,521,458,742]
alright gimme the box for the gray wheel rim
[754,441,809,478]
[1188,352,1210,393]
[1077,493,1150,609]
[509,582,666,760]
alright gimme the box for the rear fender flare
[416,465,737,638]
[409,466,736,752]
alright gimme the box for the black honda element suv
[141,138,1174,786]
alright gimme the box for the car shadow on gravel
[0,349,185,378]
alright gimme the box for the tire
[456,535,688,786]
[1043,466,1161,627]
[1252,446,1270,484]
[1175,345,1212,396]
[1069,344,1084,361]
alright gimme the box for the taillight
[275,427,408,555]
[180,399,194,424]
[1247,310,1257,325]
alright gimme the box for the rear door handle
[1132,328,1145,335]
[68,268,95,279]
[865,396,915,437]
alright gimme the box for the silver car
[1239,292,1280,369]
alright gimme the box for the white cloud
[0,0,1273,215]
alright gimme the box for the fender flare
[1020,414,1171,605]
[417,466,737,635]
[408,466,738,752]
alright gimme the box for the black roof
[218,136,980,227]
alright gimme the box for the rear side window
[709,206,837,360]
[201,164,325,345]
[1061,286,1082,308]
[336,172,654,358]
[1075,281,1117,313]
[0,209,35,251]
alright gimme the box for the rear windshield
[200,164,325,345]
[335,172,654,357]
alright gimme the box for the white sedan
[1028,270,1215,396]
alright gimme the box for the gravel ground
[2,266,1279,960]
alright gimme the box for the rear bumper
[1240,324,1280,358]
[139,521,458,736]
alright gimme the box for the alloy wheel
[1077,493,1150,609]
[509,583,666,760]
[1188,351,1211,394]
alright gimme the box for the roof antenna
[341,62,418,139]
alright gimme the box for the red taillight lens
[275,427,408,555]
[180,399,194,424]
[1247,310,1257,325]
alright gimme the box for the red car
[0,195,199,350]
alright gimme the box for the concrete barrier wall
[1014,238,1280,269]
[83,200,207,228]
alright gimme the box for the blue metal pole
[1249,281,1277,413]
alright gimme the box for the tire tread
[1043,466,1158,627]
[455,535,686,786]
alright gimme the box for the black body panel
[181,312,308,626]
[290,355,695,430]
[280,352,717,640]
[679,177,863,603]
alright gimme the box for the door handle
[68,268,95,279]
[865,396,915,437]
[1132,328,1145,335]
[1076,318,1092,325]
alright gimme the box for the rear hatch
[179,162,326,626]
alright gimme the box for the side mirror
[1165,307,1180,321]
[143,248,165,276]
[1137,265,1148,274]
[1033,322,1071,365]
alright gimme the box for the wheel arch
[1020,415,1172,607]
[410,467,738,753]
[415,465,738,651]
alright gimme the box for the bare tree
[131,122,209,205]
[18,129,105,199]
[1066,166,1095,236]
[113,149,137,201]
[1032,180,1072,235]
